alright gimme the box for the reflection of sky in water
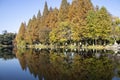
[112,68,120,80]
[0,59,38,80]
[112,76,120,80]
[1,49,120,80]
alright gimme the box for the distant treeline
[0,30,16,46]
[15,0,120,47]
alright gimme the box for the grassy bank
[83,45,106,50]
[24,44,106,50]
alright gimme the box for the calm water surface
[0,48,120,80]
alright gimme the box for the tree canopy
[0,31,16,46]
[15,0,120,47]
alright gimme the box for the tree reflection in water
[0,47,16,60]
[15,48,120,80]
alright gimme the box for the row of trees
[15,0,120,47]
[0,30,16,46]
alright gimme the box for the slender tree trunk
[93,39,94,46]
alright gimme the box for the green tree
[111,17,120,43]
[49,22,70,44]
[50,21,78,45]
[86,7,112,45]
[0,31,16,45]
[97,7,112,45]
[86,10,98,45]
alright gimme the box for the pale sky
[0,0,120,33]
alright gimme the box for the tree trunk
[93,39,95,46]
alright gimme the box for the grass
[83,45,106,50]
[17,44,106,50]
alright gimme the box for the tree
[49,22,70,44]
[38,26,51,44]
[86,10,98,45]
[68,0,93,44]
[43,1,49,17]
[16,23,26,40]
[58,0,69,22]
[49,21,78,45]
[26,15,40,44]
[16,0,119,46]
[86,7,112,45]
[2,30,7,35]
[0,30,16,45]
[37,10,41,19]
[111,17,120,43]
[68,0,93,22]
[16,22,26,46]
[0,34,3,44]
[45,8,59,28]
[97,7,112,45]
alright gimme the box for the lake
[0,48,120,80]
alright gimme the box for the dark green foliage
[0,31,16,45]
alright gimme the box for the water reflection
[0,47,16,60]
[14,48,120,80]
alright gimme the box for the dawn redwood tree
[58,0,69,22]
[37,10,41,19]
[16,22,26,46]
[43,1,49,17]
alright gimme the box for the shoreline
[16,44,107,50]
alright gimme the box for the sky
[0,0,120,34]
